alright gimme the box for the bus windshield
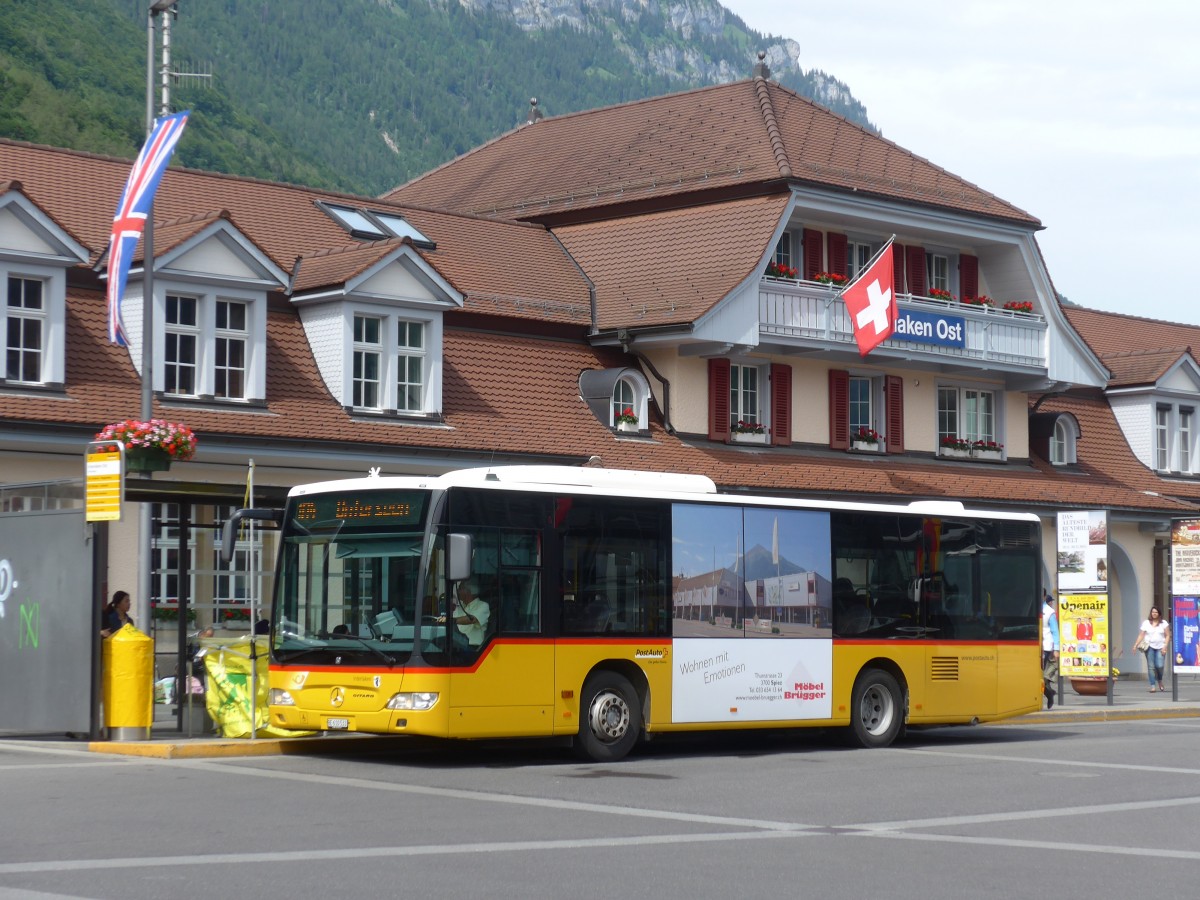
[273,488,442,665]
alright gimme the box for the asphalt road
[3,718,1199,899]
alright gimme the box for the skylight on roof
[321,203,434,247]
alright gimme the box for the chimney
[752,50,770,80]
[527,97,543,125]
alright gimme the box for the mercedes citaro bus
[224,465,1042,760]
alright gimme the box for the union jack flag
[106,111,189,346]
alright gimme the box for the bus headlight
[386,692,439,711]
[270,689,295,706]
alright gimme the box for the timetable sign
[86,442,122,522]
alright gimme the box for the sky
[722,0,1200,324]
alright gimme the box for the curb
[995,707,1200,726]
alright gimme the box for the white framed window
[774,233,793,269]
[847,241,874,281]
[1153,403,1196,473]
[5,275,45,383]
[849,376,874,433]
[165,293,199,396]
[927,253,951,293]
[352,314,383,409]
[396,319,424,412]
[214,300,247,400]
[730,363,761,430]
[154,284,266,402]
[339,305,442,416]
[1156,405,1170,471]
[939,384,999,448]
[1182,408,1194,473]
[1049,414,1080,466]
[612,378,635,424]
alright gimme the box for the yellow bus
[228,465,1043,760]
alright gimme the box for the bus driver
[439,580,490,648]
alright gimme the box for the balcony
[759,278,1047,371]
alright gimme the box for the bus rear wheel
[849,669,904,748]
[574,672,640,762]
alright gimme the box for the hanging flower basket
[95,419,197,474]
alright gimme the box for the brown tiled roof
[386,78,1038,227]
[556,194,789,329]
[1101,348,1192,388]
[0,140,590,325]
[1065,306,1200,372]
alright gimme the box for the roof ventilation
[752,50,770,80]
[527,97,543,125]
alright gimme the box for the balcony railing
[759,278,1047,370]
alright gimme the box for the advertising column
[1056,510,1111,704]
[1169,520,1200,694]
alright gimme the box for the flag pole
[135,5,164,635]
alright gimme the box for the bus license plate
[326,717,349,730]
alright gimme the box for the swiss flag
[841,242,896,356]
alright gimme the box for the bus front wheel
[849,669,904,748]
[574,672,640,762]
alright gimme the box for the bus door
[444,516,555,737]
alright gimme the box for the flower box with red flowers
[730,421,768,444]
[928,288,955,302]
[765,262,799,279]
[940,436,972,458]
[615,407,639,432]
[813,272,848,287]
[961,295,994,307]
[1002,301,1035,314]
[850,426,881,451]
[972,439,1004,460]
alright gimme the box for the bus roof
[287,465,1039,523]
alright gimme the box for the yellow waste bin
[103,624,154,740]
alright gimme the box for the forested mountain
[0,0,874,196]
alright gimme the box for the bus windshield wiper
[334,634,396,668]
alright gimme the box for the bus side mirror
[447,533,472,583]
[221,508,281,564]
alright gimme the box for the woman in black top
[101,590,133,637]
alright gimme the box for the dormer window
[293,242,460,420]
[579,367,651,432]
[0,187,87,391]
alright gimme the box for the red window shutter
[885,375,904,454]
[905,245,927,297]
[960,254,979,301]
[893,243,906,293]
[708,358,731,442]
[802,228,824,281]
[770,364,792,447]
[828,369,849,450]
[827,233,848,279]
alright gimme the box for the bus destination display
[293,491,427,526]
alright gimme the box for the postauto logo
[0,558,14,619]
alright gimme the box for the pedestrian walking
[1134,605,1170,692]
[1042,590,1059,708]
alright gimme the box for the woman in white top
[1133,605,1171,692]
